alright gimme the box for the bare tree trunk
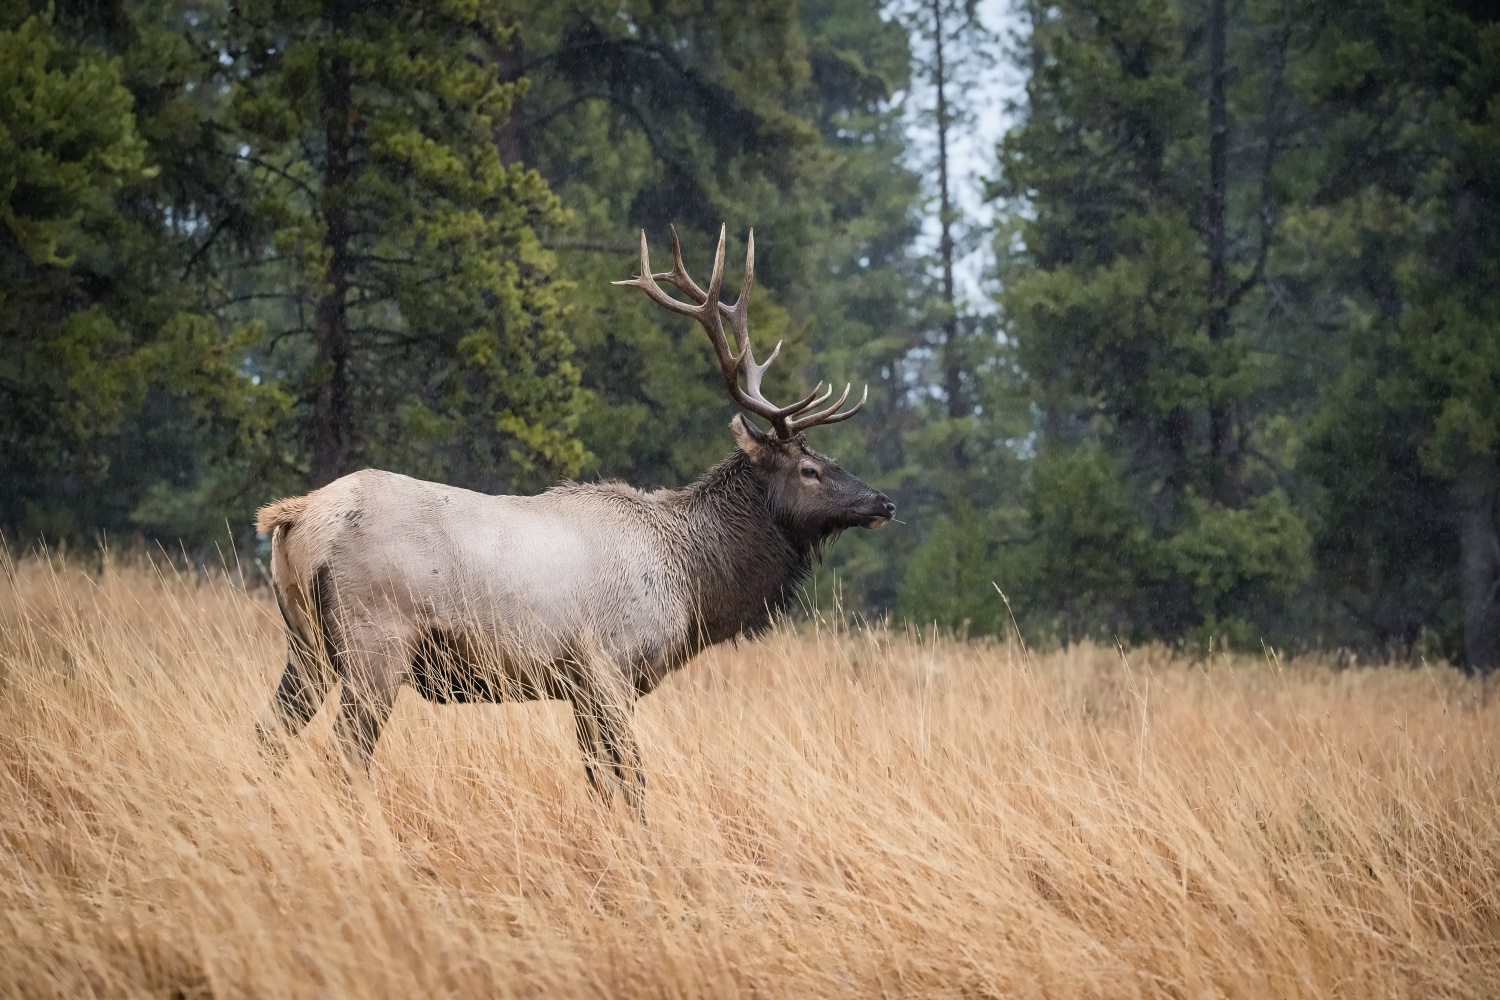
[1205,0,1240,505]
[930,0,966,468]
[495,35,526,167]
[1024,0,1044,80]
[1458,451,1500,673]
[312,0,353,488]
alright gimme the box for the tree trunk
[1025,0,1044,80]
[312,1,354,488]
[1205,0,1240,505]
[1457,451,1500,673]
[495,34,526,167]
[931,0,966,469]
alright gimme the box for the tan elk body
[256,227,894,815]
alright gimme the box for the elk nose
[881,499,897,518]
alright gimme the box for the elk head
[615,225,896,543]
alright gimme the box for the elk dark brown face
[731,415,895,542]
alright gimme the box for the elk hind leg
[256,647,335,758]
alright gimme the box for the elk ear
[730,413,771,463]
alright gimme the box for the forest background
[2,0,1496,669]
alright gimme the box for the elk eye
[800,466,819,480]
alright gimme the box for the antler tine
[704,224,726,313]
[786,384,868,433]
[738,339,780,399]
[611,230,710,324]
[727,229,755,358]
[657,225,756,342]
[800,381,836,411]
[656,224,712,306]
[697,226,743,381]
[766,382,832,426]
[790,381,850,428]
[723,227,773,400]
[614,228,745,401]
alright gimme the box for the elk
[254,225,895,816]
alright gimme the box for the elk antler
[613,225,866,439]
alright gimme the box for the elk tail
[256,496,309,535]
[257,496,330,674]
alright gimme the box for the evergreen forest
[3,0,1497,669]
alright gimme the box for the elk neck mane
[673,448,819,645]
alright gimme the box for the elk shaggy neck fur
[673,448,820,646]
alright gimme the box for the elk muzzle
[860,494,897,529]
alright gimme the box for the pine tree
[894,0,993,468]
[0,2,285,544]
[989,0,1313,644]
[1296,0,1500,669]
[226,0,587,493]
[987,0,1500,663]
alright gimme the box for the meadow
[1,551,1497,998]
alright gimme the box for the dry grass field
[2,551,1498,998]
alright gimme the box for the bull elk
[254,225,895,816]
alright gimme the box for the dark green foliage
[0,3,286,544]
[504,0,923,485]
[2,0,595,551]
[1291,0,1500,667]
[984,0,1500,665]
[2,0,927,565]
[986,0,1315,646]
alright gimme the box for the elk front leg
[606,718,647,824]
[570,672,646,822]
[331,623,407,773]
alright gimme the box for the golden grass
[1,552,1498,998]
